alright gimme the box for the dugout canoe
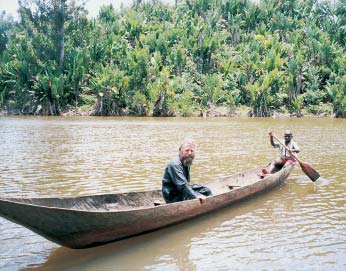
[0,164,293,249]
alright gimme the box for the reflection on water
[0,116,345,271]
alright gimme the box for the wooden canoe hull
[0,165,293,249]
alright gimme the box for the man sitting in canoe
[162,140,212,204]
[263,130,300,174]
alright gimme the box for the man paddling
[263,130,300,174]
[162,140,212,204]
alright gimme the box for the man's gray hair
[179,139,196,151]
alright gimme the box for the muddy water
[0,116,345,271]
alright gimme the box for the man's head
[179,140,196,167]
[284,130,293,143]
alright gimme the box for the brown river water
[0,116,345,271]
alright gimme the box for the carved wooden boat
[0,164,293,249]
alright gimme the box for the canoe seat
[154,200,165,206]
[227,184,241,190]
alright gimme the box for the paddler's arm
[269,132,279,148]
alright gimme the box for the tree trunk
[296,70,303,96]
[153,90,167,116]
[58,0,65,68]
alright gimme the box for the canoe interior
[4,164,280,212]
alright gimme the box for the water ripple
[0,116,345,270]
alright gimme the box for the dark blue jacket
[162,156,198,203]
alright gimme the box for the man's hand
[197,195,206,204]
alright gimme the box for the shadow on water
[24,206,248,270]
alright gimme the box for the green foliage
[90,64,127,116]
[0,12,13,56]
[130,92,148,116]
[1,0,346,117]
[290,96,304,116]
[327,75,346,118]
[306,103,333,116]
[168,89,195,117]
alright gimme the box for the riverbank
[0,105,336,118]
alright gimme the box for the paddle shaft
[271,134,300,161]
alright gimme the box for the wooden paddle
[272,134,320,182]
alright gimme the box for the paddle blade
[298,160,320,182]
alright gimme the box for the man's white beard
[182,157,194,167]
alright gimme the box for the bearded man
[161,140,212,204]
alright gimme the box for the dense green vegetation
[1,0,346,117]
